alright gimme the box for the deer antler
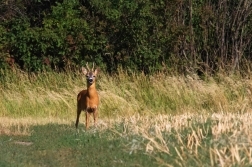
[92,62,95,71]
[86,62,90,71]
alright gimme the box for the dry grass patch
[109,112,252,166]
[0,117,72,136]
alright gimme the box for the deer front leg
[85,111,91,130]
[93,109,98,127]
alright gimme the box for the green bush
[1,0,252,74]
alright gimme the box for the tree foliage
[1,0,252,74]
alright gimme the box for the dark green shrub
[1,0,252,74]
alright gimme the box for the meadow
[1,68,252,166]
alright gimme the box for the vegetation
[1,68,251,119]
[1,0,252,74]
[1,69,252,166]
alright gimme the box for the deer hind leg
[75,108,82,128]
[85,111,91,130]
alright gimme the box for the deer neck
[87,83,97,96]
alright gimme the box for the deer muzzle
[87,78,93,84]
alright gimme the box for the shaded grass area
[0,124,155,167]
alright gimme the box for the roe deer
[75,63,99,129]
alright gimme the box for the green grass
[0,124,156,167]
[1,69,252,166]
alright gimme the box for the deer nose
[88,78,93,83]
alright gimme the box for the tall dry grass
[1,69,252,123]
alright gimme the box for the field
[1,69,252,166]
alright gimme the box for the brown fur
[75,64,99,129]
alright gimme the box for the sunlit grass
[1,68,252,129]
[1,69,251,119]
[112,112,252,166]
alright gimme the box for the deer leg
[86,111,91,130]
[75,109,81,128]
[93,110,98,127]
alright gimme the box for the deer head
[82,62,98,85]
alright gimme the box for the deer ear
[81,67,88,75]
[94,68,99,76]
